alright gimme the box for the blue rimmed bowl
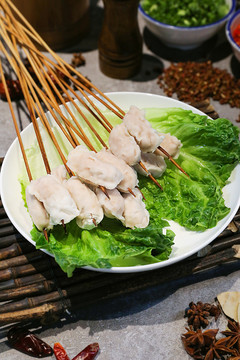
[139,0,236,49]
[226,9,240,62]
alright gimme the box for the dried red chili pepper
[72,343,100,360]
[0,79,23,101]
[53,342,70,360]
[7,326,53,358]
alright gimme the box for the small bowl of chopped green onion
[139,0,236,49]
[226,9,240,62]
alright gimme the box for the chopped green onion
[141,0,229,27]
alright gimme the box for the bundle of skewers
[0,0,187,242]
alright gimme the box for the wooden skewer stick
[38,60,109,148]
[139,161,163,190]
[0,41,69,167]
[157,146,189,177]
[0,25,53,238]
[0,59,32,181]
[0,57,50,242]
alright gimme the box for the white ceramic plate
[0,92,240,273]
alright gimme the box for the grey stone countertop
[0,1,240,359]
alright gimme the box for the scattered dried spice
[182,300,240,360]
[0,79,23,101]
[182,327,219,359]
[222,320,240,353]
[227,350,240,360]
[204,337,234,360]
[181,326,236,359]
[71,53,86,68]
[158,61,240,109]
[185,301,221,330]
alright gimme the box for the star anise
[183,327,218,347]
[227,349,240,360]
[182,327,218,359]
[204,337,234,360]
[185,302,221,330]
[222,320,240,353]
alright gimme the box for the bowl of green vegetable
[226,9,240,62]
[139,0,236,49]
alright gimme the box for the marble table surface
[0,1,240,359]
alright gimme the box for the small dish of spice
[139,0,236,49]
[226,9,240,62]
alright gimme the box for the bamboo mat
[0,112,240,326]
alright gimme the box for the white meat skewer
[155,133,182,159]
[96,148,138,193]
[51,164,68,183]
[108,123,141,166]
[25,187,52,231]
[134,152,167,178]
[123,105,164,153]
[96,187,125,221]
[65,177,103,230]
[27,174,79,226]
[121,188,149,229]
[67,145,123,189]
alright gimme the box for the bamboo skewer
[157,146,189,177]
[0,59,32,181]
